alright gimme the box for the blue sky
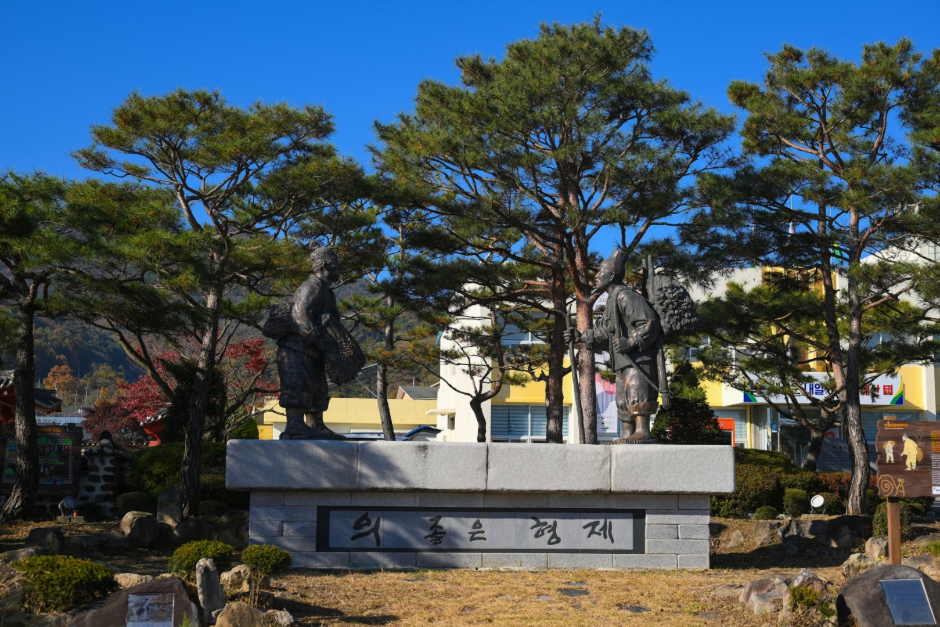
[3,0,939,255]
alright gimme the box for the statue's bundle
[318,312,366,386]
[261,300,296,339]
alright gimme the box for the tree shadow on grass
[712,541,854,571]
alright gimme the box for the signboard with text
[875,419,936,498]
[0,425,81,497]
[741,374,905,406]
[317,507,645,553]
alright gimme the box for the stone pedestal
[226,441,735,570]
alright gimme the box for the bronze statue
[565,250,665,443]
[263,245,366,440]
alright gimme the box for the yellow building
[257,396,438,440]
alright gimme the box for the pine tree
[650,361,725,445]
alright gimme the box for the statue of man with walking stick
[564,249,667,443]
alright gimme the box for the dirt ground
[3,515,939,626]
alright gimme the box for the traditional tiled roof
[0,370,63,413]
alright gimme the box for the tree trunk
[801,427,825,472]
[2,306,39,520]
[180,284,222,517]
[470,397,487,442]
[575,295,598,444]
[545,266,567,443]
[375,315,396,441]
[844,270,868,515]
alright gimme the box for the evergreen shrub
[753,505,778,520]
[130,442,248,510]
[168,541,233,579]
[873,501,913,540]
[819,492,845,515]
[230,419,259,440]
[241,544,291,606]
[783,489,810,518]
[11,555,117,612]
[115,491,154,518]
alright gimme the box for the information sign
[880,579,936,625]
[875,420,938,498]
[317,507,645,553]
[126,593,175,627]
[0,426,81,497]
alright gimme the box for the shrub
[866,489,884,513]
[199,500,229,518]
[819,492,845,515]
[925,540,940,557]
[130,442,248,510]
[168,541,233,579]
[788,586,835,621]
[711,463,783,518]
[115,491,154,518]
[242,544,291,606]
[904,497,935,516]
[230,419,259,440]
[783,489,810,518]
[753,505,778,520]
[873,501,913,540]
[11,555,117,612]
[816,472,852,498]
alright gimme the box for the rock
[215,601,263,627]
[173,517,214,544]
[100,531,129,550]
[779,518,829,544]
[837,564,940,627]
[754,521,784,547]
[220,564,251,591]
[924,564,940,580]
[121,511,158,547]
[779,572,836,627]
[221,510,249,526]
[769,541,798,557]
[264,609,295,625]
[0,547,44,563]
[842,553,877,579]
[902,554,936,571]
[723,531,744,550]
[915,533,940,548]
[69,575,198,627]
[25,527,65,554]
[865,536,888,561]
[740,575,789,614]
[825,516,871,549]
[789,568,830,600]
[114,573,154,589]
[710,584,744,597]
[69,534,101,550]
[157,487,183,528]
[217,520,249,550]
[196,558,226,624]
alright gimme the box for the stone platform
[226,441,735,570]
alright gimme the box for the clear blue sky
[2,1,939,181]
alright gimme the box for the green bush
[904,496,935,515]
[130,442,247,510]
[230,419,259,440]
[783,488,810,518]
[199,500,230,518]
[11,555,117,613]
[753,505,778,520]
[873,501,913,540]
[925,540,940,557]
[115,491,154,518]
[241,544,292,606]
[168,541,233,579]
[867,489,885,513]
[788,586,835,620]
[711,463,784,518]
[819,492,845,515]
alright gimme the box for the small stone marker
[157,487,183,528]
[126,593,174,627]
[881,579,937,625]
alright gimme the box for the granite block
[610,445,734,494]
[613,554,677,569]
[481,553,548,568]
[251,506,318,521]
[678,554,709,569]
[482,493,549,509]
[283,522,318,537]
[250,491,284,506]
[349,552,417,569]
[350,492,418,507]
[646,525,678,539]
[227,440,358,490]
[290,552,350,568]
[646,539,710,554]
[609,494,678,510]
[548,553,613,568]
[265,536,319,552]
[678,494,711,509]
[248,520,283,537]
[678,525,709,539]
[416,553,483,568]
[547,493,612,509]
[283,491,351,507]
[645,510,710,525]
[487,444,609,492]
[357,442,487,491]
[417,493,485,508]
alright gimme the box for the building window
[491,405,569,441]
[927,242,940,262]
[715,409,747,448]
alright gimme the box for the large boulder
[825,515,871,549]
[0,547,44,563]
[217,520,249,550]
[220,510,249,526]
[837,564,940,627]
[121,511,158,547]
[216,601,263,627]
[69,575,198,627]
[25,527,64,554]
[220,564,251,591]
[722,531,744,550]
[157,487,183,528]
[778,569,834,627]
[100,530,129,550]
[740,574,789,615]
[865,536,888,561]
[842,553,877,579]
[173,517,214,544]
[196,558,226,624]
[114,573,154,589]
[753,521,785,547]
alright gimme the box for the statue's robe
[583,284,662,418]
[276,275,338,413]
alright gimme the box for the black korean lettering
[350,512,381,546]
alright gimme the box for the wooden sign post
[875,419,935,565]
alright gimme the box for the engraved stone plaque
[126,593,174,627]
[318,507,644,553]
[880,579,936,625]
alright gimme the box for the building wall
[258,398,437,440]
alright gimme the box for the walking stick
[565,311,586,444]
